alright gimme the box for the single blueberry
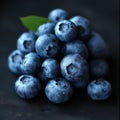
[87,31,109,58]
[48,8,69,23]
[35,34,60,58]
[87,79,112,100]
[60,54,89,82]
[90,59,109,78]
[38,58,59,83]
[17,31,37,54]
[55,20,77,42]
[71,74,89,89]
[45,78,73,103]
[70,16,91,39]
[8,50,24,75]
[15,75,41,99]
[62,40,88,59]
[35,22,55,36]
[20,52,41,75]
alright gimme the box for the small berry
[15,75,41,99]
[70,16,91,39]
[38,58,59,83]
[71,74,89,89]
[60,54,89,82]
[48,8,69,23]
[90,59,109,78]
[55,20,77,42]
[8,50,24,75]
[36,22,55,36]
[45,78,73,103]
[35,34,60,58]
[62,40,88,59]
[87,79,112,100]
[17,31,36,54]
[87,31,109,58]
[21,52,41,75]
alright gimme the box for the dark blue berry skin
[45,78,73,104]
[55,20,77,42]
[62,40,88,59]
[35,22,55,36]
[70,16,91,39]
[8,50,24,75]
[35,34,60,58]
[20,52,41,75]
[38,58,59,83]
[87,79,112,100]
[71,74,89,89]
[90,59,109,78]
[48,8,69,23]
[17,31,36,54]
[15,75,41,99]
[60,54,89,82]
[87,31,109,58]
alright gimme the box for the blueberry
[87,79,112,100]
[87,31,109,58]
[62,40,88,59]
[90,59,109,78]
[60,54,89,82]
[48,8,69,23]
[15,75,41,99]
[38,58,59,83]
[35,34,60,58]
[20,52,41,75]
[8,50,24,75]
[71,75,89,89]
[35,22,55,36]
[55,20,77,42]
[17,31,36,54]
[70,16,91,39]
[45,78,73,103]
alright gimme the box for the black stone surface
[0,0,119,120]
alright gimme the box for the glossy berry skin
[62,40,88,59]
[60,54,89,82]
[21,52,41,75]
[55,20,77,42]
[45,78,73,104]
[15,75,41,99]
[8,50,24,75]
[48,8,69,23]
[38,58,59,83]
[35,22,55,36]
[35,34,60,58]
[90,59,109,78]
[87,31,109,58]
[87,79,112,100]
[17,31,36,54]
[70,16,91,39]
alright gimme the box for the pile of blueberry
[8,8,112,104]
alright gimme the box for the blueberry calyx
[59,23,69,32]
[24,41,32,49]
[66,63,77,75]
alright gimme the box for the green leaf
[20,16,50,32]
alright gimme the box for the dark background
[0,0,119,120]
